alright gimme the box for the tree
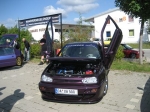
[0,24,33,51]
[0,24,8,37]
[7,25,19,34]
[63,13,94,44]
[19,29,33,51]
[115,0,150,64]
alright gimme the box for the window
[55,29,61,32]
[106,31,111,37]
[0,48,5,56]
[4,47,14,55]
[0,47,14,56]
[129,29,134,36]
[62,45,100,58]
[128,15,134,22]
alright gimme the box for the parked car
[0,34,24,68]
[93,37,112,47]
[121,44,144,59]
[0,34,18,46]
[39,15,123,103]
[104,37,112,47]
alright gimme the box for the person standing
[12,39,20,49]
[22,38,30,62]
[38,34,47,65]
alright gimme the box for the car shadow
[0,89,25,111]
[0,87,6,95]
[0,61,28,71]
[0,66,21,71]
[140,77,150,112]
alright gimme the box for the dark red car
[121,44,144,59]
[39,15,123,103]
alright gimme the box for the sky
[0,0,116,27]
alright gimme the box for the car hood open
[48,57,101,63]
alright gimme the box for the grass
[111,60,150,73]
[128,42,150,49]
[30,58,40,63]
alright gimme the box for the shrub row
[29,43,124,60]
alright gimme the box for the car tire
[16,56,22,66]
[103,75,108,96]
[130,53,136,59]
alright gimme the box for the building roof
[54,23,93,27]
[85,7,120,22]
[54,23,94,28]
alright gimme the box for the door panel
[104,29,122,68]
[0,47,16,67]
[101,15,123,69]
[45,17,54,57]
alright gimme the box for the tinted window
[0,47,14,56]
[4,47,14,54]
[0,48,5,55]
[124,44,133,49]
[60,44,101,58]
[0,35,16,45]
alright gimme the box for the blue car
[0,34,24,68]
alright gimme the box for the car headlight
[82,77,97,84]
[41,75,53,82]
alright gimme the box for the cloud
[43,0,99,21]
[57,0,99,14]
[43,5,67,18]
[0,18,17,27]
[73,3,99,13]
[57,0,96,6]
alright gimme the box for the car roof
[66,42,100,46]
[2,34,18,38]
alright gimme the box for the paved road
[0,63,150,112]
[143,49,150,57]
[143,49,150,62]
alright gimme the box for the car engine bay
[47,62,101,75]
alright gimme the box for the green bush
[30,43,41,58]
[115,45,125,60]
[54,42,61,49]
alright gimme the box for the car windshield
[124,44,133,49]
[59,44,101,59]
[0,35,16,45]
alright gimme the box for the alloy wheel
[16,57,22,66]
[131,53,136,59]
[103,75,108,96]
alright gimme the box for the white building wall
[94,10,148,43]
[28,25,59,41]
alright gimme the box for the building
[85,8,150,43]
[28,23,93,41]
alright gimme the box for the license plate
[55,88,78,95]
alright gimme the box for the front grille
[54,79,79,83]
[53,94,83,100]
[83,94,95,100]
[42,91,95,101]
